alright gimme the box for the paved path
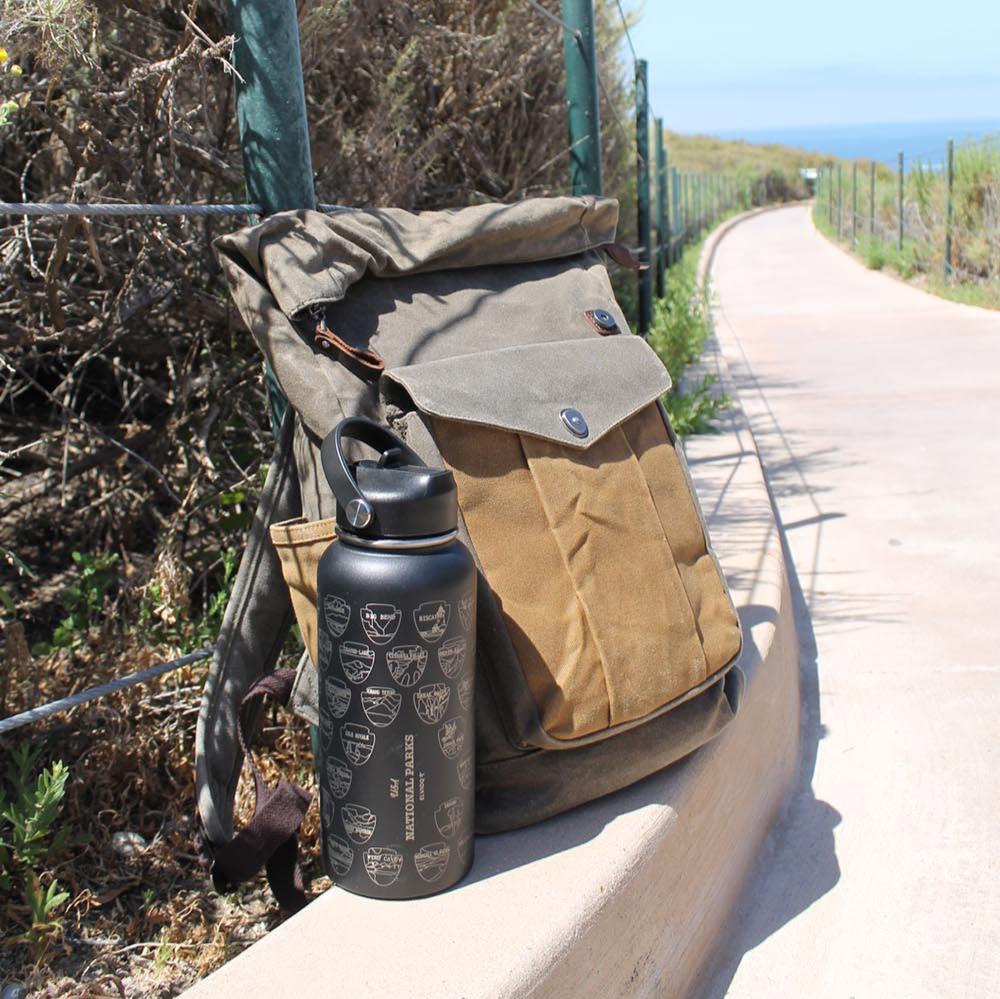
[705,204,1000,998]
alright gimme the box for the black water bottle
[315,418,476,899]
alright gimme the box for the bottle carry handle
[320,417,425,530]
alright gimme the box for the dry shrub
[0,2,632,994]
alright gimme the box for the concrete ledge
[185,223,800,999]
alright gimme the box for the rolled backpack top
[195,196,743,904]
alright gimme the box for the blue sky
[633,0,1000,133]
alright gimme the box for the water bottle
[315,417,476,899]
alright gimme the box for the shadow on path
[701,487,841,998]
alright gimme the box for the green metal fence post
[828,162,834,226]
[561,0,603,195]
[690,173,695,235]
[836,163,842,238]
[671,164,680,262]
[687,173,692,239]
[945,138,954,281]
[228,0,317,753]
[635,59,652,335]
[680,172,687,245]
[851,161,858,250]
[897,151,904,252]
[869,161,876,236]
[229,0,316,434]
[655,119,667,296]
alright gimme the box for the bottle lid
[321,418,457,541]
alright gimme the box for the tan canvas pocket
[384,337,742,747]
[269,516,338,667]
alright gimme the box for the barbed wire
[0,647,214,735]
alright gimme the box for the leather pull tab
[602,242,649,271]
[314,316,385,375]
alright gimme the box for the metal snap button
[561,408,589,438]
[592,309,616,330]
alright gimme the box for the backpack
[195,196,743,907]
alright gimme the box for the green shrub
[0,744,83,954]
[646,244,730,435]
[32,551,119,654]
[858,235,887,270]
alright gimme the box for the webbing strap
[210,668,312,912]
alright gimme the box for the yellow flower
[10,65,21,76]
[0,48,8,65]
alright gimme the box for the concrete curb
[184,229,801,999]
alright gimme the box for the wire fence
[0,646,213,735]
[0,202,346,217]
[813,135,1000,287]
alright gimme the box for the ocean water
[715,119,1000,168]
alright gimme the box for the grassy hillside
[664,129,833,173]
[664,129,835,200]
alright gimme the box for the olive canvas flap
[383,336,670,449]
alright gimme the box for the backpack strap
[195,407,302,853]
[210,668,312,913]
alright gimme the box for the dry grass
[0,631,322,994]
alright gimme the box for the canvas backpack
[195,196,743,907]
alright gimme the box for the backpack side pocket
[269,516,338,670]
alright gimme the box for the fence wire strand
[524,0,582,41]
[0,202,347,217]
[0,647,214,735]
